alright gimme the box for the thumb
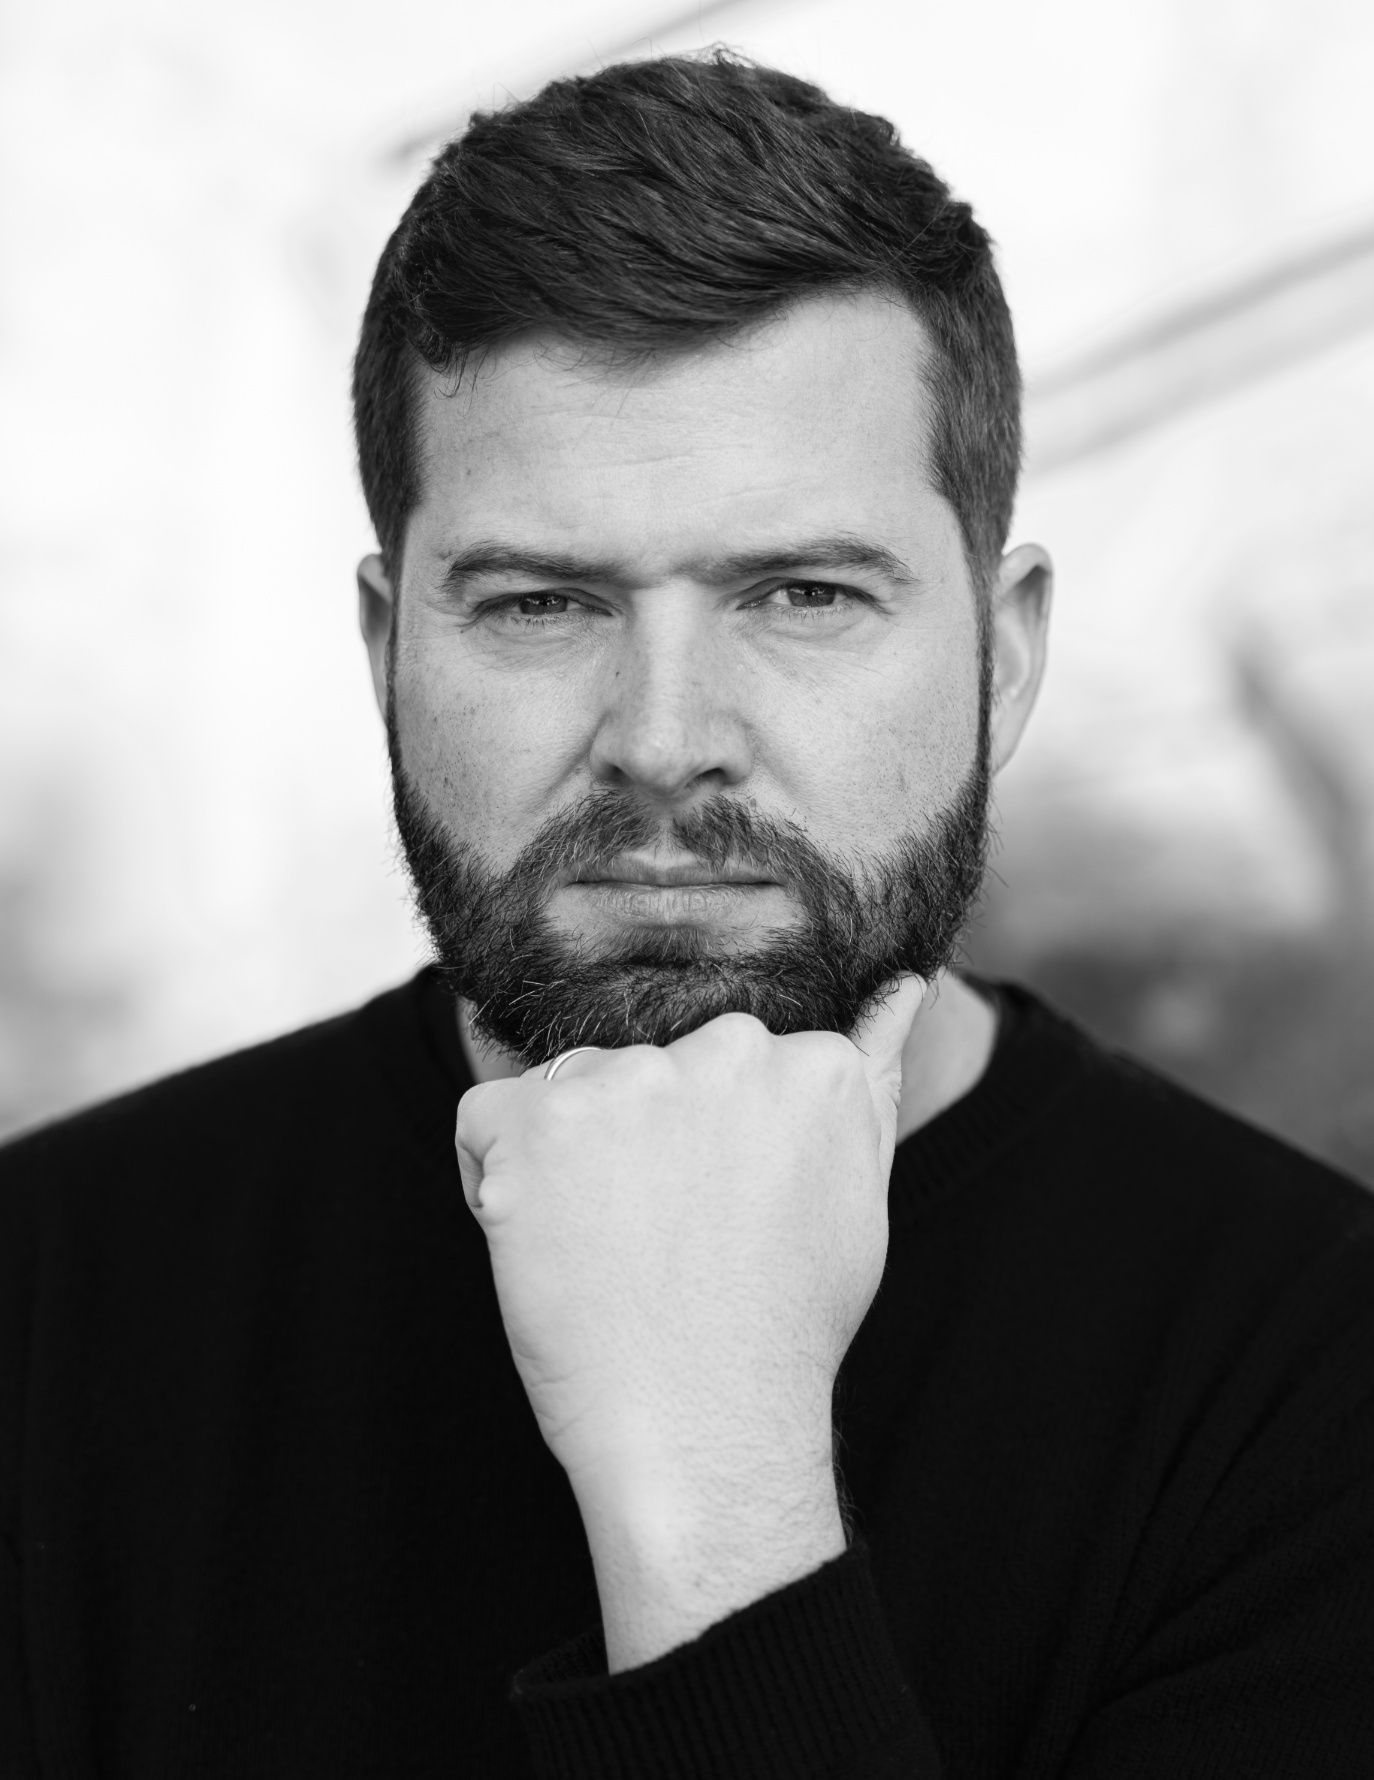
[849,974,928,1123]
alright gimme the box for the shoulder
[919,985,1374,1525]
[0,971,447,1227]
[1020,984,1374,1382]
[995,978,1372,1224]
[941,982,1374,1376]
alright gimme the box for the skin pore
[359,290,1051,1137]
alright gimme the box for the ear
[987,543,1052,775]
[357,553,395,722]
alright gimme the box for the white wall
[3,0,1372,1146]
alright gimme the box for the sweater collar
[888,978,1085,1222]
[387,965,1085,1222]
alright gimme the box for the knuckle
[615,1043,675,1088]
[456,1080,489,1117]
[709,1011,772,1053]
[531,1082,586,1129]
[454,1080,498,1138]
[804,1031,863,1079]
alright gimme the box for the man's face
[363,292,1043,1062]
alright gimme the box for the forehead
[405,291,952,573]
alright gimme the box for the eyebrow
[438,534,919,593]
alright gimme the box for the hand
[455,976,926,1668]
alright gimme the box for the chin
[559,915,799,962]
[569,920,789,968]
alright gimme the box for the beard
[387,679,991,1068]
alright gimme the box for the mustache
[501,791,847,901]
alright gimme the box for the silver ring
[543,1046,600,1082]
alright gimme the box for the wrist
[574,1455,847,1673]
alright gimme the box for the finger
[849,975,928,1104]
[454,1079,521,1213]
[454,1118,486,1213]
[523,1046,604,1084]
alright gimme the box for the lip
[566,857,776,889]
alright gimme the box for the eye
[749,580,863,618]
[473,590,605,630]
[780,582,840,609]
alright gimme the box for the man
[3,50,1372,1779]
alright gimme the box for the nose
[587,593,753,804]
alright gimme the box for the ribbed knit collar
[887,979,1085,1224]
[373,967,1086,1224]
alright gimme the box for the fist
[455,978,925,1526]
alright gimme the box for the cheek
[391,652,551,854]
[782,641,982,843]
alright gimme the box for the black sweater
[2,970,1373,1778]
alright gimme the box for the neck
[892,969,998,1143]
[456,968,998,1145]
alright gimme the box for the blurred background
[2,0,1372,1178]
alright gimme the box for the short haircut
[353,50,1021,589]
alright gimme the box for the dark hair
[353,51,1021,587]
